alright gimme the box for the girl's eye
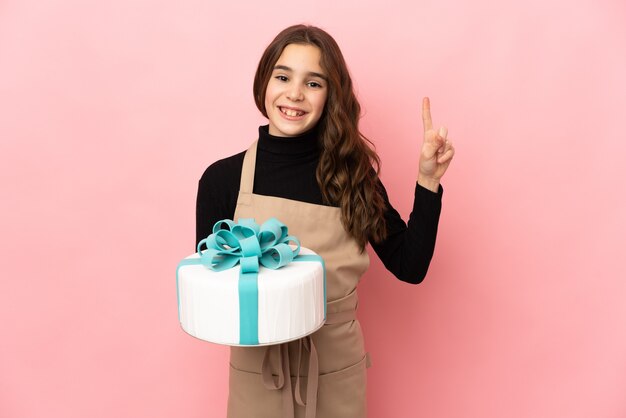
[308,81,323,88]
[276,75,288,82]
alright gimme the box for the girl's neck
[258,124,320,156]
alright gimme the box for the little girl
[196,24,454,418]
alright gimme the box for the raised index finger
[422,97,433,132]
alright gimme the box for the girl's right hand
[417,97,455,191]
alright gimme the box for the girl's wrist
[417,174,440,192]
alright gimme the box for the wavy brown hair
[253,24,387,250]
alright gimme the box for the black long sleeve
[196,125,443,284]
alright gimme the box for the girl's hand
[418,97,455,192]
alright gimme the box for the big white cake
[176,218,326,346]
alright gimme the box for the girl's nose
[286,85,304,101]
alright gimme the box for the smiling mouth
[279,107,306,117]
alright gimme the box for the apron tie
[261,342,294,417]
[261,336,319,418]
[260,306,357,418]
[294,336,318,418]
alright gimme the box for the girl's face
[265,43,328,137]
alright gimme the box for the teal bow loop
[195,218,302,345]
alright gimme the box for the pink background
[1,0,625,417]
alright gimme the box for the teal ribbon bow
[196,217,301,275]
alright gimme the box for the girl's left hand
[418,97,455,192]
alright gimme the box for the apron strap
[239,140,258,195]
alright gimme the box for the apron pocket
[227,363,282,418]
[228,355,369,418]
[315,354,368,418]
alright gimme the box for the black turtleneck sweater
[196,125,443,284]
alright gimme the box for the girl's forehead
[275,44,325,75]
